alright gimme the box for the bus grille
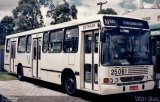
[117,81,145,86]
[122,66,149,75]
[120,76,144,82]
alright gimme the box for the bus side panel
[47,53,62,85]
[39,52,48,81]
[39,47,81,87]
[15,53,32,77]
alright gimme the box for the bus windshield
[101,27,152,66]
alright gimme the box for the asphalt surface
[0,77,160,102]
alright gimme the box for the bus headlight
[110,78,113,83]
[115,78,119,83]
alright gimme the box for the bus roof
[6,14,145,39]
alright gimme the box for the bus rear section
[97,16,154,95]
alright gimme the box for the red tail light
[103,78,109,84]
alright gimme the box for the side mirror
[100,31,106,43]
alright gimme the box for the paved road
[0,80,66,96]
[0,78,88,102]
[0,78,160,102]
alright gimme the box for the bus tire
[63,75,77,96]
[17,65,24,81]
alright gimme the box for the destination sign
[103,16,149,29]
[83,23,96,30]
[82,22,99,30]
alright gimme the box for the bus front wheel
[64,76,77,95]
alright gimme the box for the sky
[0,0,159,25]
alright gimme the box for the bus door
[84,30,99,90]
[10,41,16,72]
[32,38,41,78]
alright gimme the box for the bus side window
[6,39,11,53]
[85,35,92,53]
[43,32,49,53]
[63,27,79,53]
[49,30,63,53]
[33,40,37,59]
[18,36,27,53]
[26,35,32,53]
[95,33,99,53]
[38,39,41,60]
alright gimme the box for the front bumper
[100,81,155,95]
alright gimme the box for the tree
[40,0,78,25]
[13,0,44,32]
[0,16,15,45]
[98,8,117,15]
[70,5,77,19]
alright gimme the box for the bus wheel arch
[61,68,77,95]
[17,63,24,81]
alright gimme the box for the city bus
[4,15,154,95]
[150,23,160,89]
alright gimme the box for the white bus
[4,15,154,95]
[150,23,160,89]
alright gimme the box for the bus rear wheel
[64,76,77,95]
[17,73,23,81]
[17,65,24,81]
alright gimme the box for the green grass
[0,72,17,81]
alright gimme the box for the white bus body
[4,15,154,95]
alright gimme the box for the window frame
[85,34,92,54]
[48,29,64,53]
[6,39,11,53]
[94,33,99,53]
[26,35,32,53]
[63,26,79,53]
[38,39,42,60]
[42,32,49,53]
[11,42,16,59]
[17,36,27,53]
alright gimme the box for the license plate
[130,86,138,90]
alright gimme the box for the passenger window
[43,32,49,53]
[33,40,37,59]
[38,39,41,59]
[18,36,26,53]
[95,33,99,53]
[85,35,92,53]
[11,42,16,58]
[63,27,79,53]
[49,30,63,53]
[6,39,11,53]
[26,35,32,53]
